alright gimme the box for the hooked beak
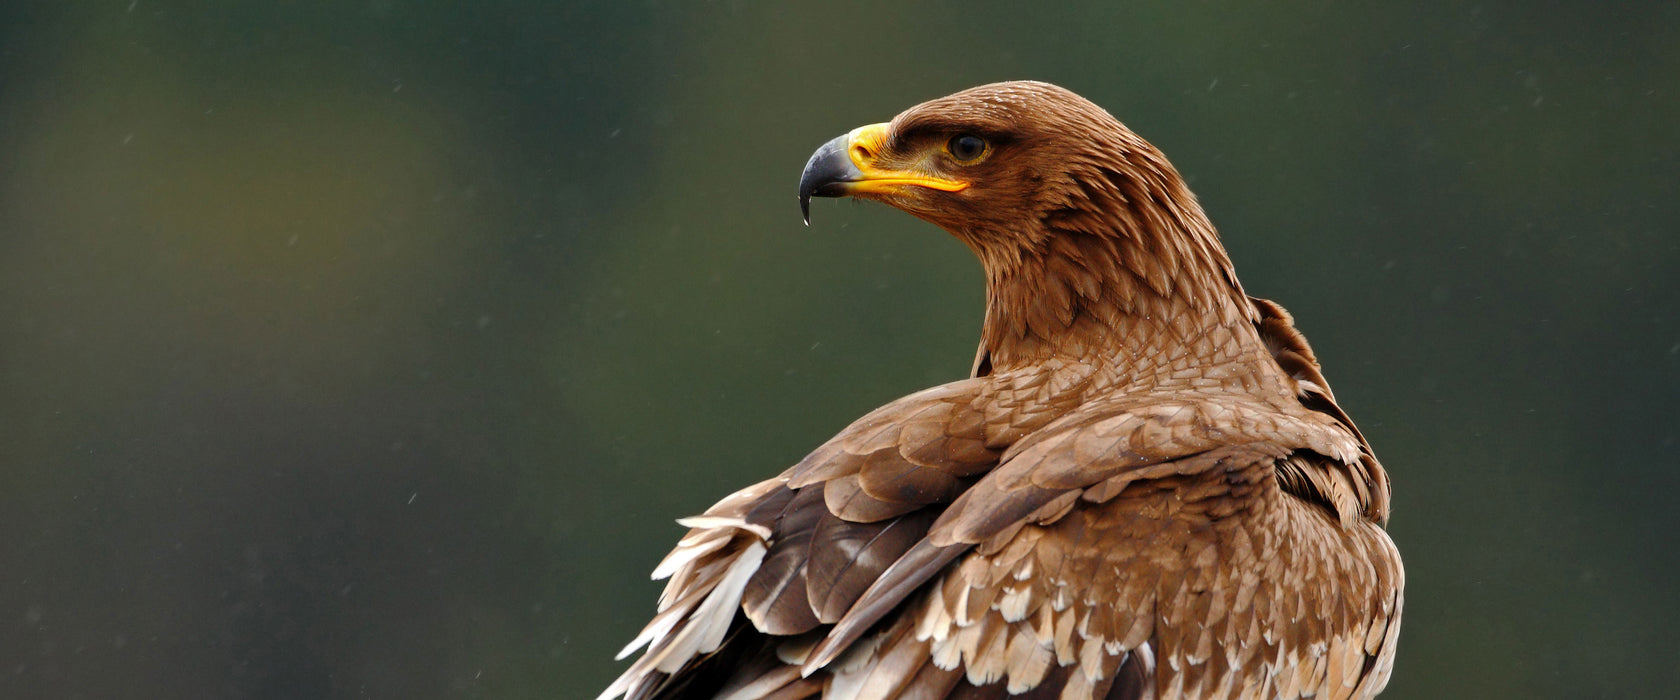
[797,123,969,225]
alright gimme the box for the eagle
[601,81,1402,700]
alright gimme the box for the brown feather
[806,509,937,624]
[742,487,826,635]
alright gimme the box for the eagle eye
[946,134,988,163]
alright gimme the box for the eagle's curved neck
[973,164,1266,387]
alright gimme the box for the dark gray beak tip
[797,133,859,225]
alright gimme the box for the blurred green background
[2,2,1676,698]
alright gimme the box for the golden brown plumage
[602,81,1401,700]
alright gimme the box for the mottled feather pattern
[602,81,1401,699]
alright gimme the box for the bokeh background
[2,2,1676,698]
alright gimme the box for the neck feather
[974,150,1261,380]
